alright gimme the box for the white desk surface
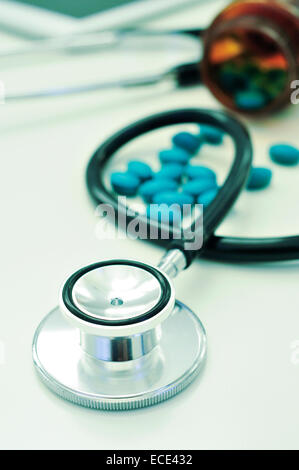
[1,1,299,450]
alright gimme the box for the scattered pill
[235,90,267,110]
[153,191,194,207]
[159,148,190,165]
[185,165,217,182]
[183,179,217,197]
[269,144,299,166]
[154,164,184,181]
[128,160,152,181]
[246,167,272,190]
[139,179,177,202]
[110,172,140,196]
[199,125,223,145]
[197,188,218,208]
[172,131,201,154]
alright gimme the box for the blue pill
[153,191,194,207]
[197,188,218,208]
[199,125,223,145]
[183,179,217,197]
[172,131,201,154]
[246,167,272,190]
[159,148,190,165]
[269,144,299,166]
[110,172,140,196]
[185,165,217,182]
[235,90,267,110]
[127,161,152,181]
[139,179,177,202]
[155,164,184,181]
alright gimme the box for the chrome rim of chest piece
[32,260,207,410]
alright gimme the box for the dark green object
[246,167,272,190]
[9,0,137,18]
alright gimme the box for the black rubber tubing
[86,108,299,264]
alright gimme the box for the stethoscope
[2,28,204,102]
[33,108,254,410]
[4,23,296,262]
[32,103,299,410]
[86,109,299,263]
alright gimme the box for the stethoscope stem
[157,248,187,279]
[4,70,171,102]
[4,62,201,102]
[1,27,202,102]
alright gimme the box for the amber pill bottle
[201,0,299,115]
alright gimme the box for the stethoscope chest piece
[32,259,206,410]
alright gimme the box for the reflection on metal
[33,259,206,410]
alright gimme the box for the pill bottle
[201,0,299,115]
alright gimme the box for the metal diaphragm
[33,260,207,410]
